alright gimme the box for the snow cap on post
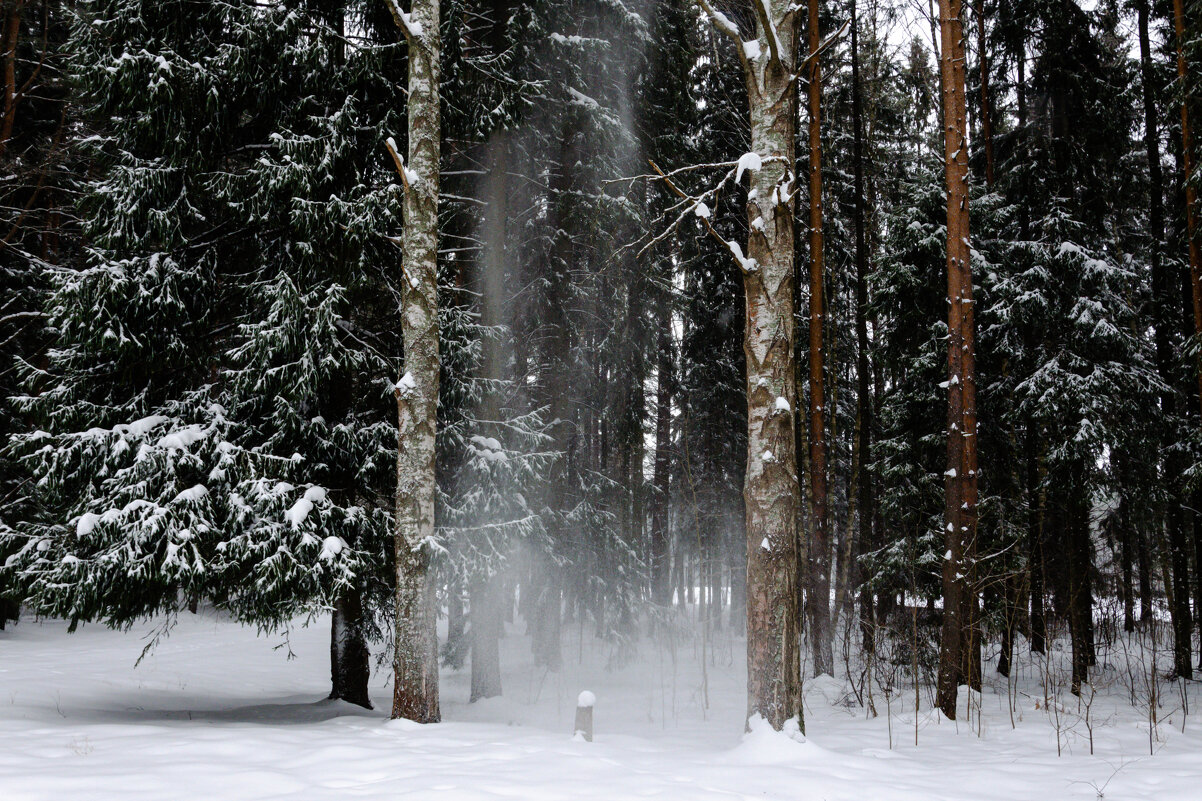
[574,691,595,742]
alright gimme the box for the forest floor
[2,609,1201,800]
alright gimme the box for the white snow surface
[2,612,1201,800]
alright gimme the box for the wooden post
[574,691,595,742]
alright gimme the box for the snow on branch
[694,0,743,44]
[692,0,756,83]
[751,0,785,69]
[385,137,417,191]
[647,160,763,274]
[798,19,850,76]
[384,0,424,41]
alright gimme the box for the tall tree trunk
[1117,453,1136,633]
[1167,500,1194,677]
[535,115,579,673]
[1172,0,1202,414]
[1067,473,1091,695]
[387,0,441,724]
[1027,430,1046,653]
[729,501,748,634]
[935,0,976,720]
[975,0,994,188]
[1144,0,1193,675]
[695,0,804,730]
[0,0,23,162]
[1193,488,1202,669]
[805,0,833,679]
[467,132,512,700]
[651,323,674,606]
[330,586,373,709]
[1137,521,1154,624]
[470,578,504,701]
[850,0,876,656]
[446,581,466,666]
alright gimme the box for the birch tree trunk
[935,0,977,721]
[387,0,441,724]
[703,0,804,732]
[694,0,804,731]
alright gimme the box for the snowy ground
[3,611,1201,800]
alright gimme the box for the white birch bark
[697,0,804,732]
[386,0,441,724]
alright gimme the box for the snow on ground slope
[2,612,1201,800]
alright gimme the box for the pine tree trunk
[446,582,465,666]
[975,0,993,188]
[1117,453,1136,633]
[804,0,833,679]
[1167,500,1194,678]
[935,0,976,721]
[0,0,23,162]
[466,132,511,700]
[1193,488,1202,668]
[1172,0,1202,416]
[1027,431,1046,653]
[330,586,373,709]
[1067,472,1092,694]
[996,575,1018,678]
[0,598,16,629]
[536,116,578,673]
[1143,0,1192,660]
[534,582,563,671]
[729,510,747,634]
[651,326,673,607]
[1137,526,1153,624]
[388,0,441,724]
[850,0,876,658]
[470,577,504,701]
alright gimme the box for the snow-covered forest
[2,0,1202,798]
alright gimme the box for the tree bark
[974,0,993,188]
[0,0,23,162]
[466,133,512,701]
[330,586,373,709]
[1172,0,1202,415]
[388,0,441,724]
[1168,500,1194,678]
[1066,472,1092,694]
[1027,429,1046,653]
[470,578,504,701]
[804,0,833,679]
[651,324,673,607]
[850,0,876,658]
[935,0,977,720]
[694,0,805,730]
[1143,0,1193,674]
